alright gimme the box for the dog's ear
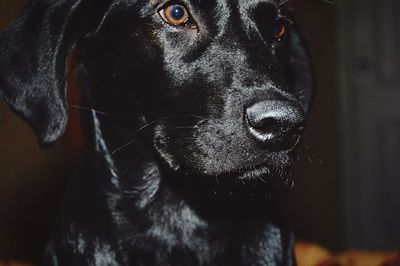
[0,0,110,147]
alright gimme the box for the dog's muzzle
[244,100,306,151]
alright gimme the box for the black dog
[0,0,314,265]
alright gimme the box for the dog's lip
[216,158,292,180]
[209,163,273,181]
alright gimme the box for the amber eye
[273,21,286,40]
[159,4,190,26]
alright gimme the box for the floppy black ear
[0,0,111,147]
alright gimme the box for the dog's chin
[189,151,294,181]
[169,159,294,199]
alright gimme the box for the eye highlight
[159,4,191,27]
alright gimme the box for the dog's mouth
[214,160,292,187]
[166,158,294,201]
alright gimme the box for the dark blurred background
[0,0,399,263]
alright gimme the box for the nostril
[247,116,280,134]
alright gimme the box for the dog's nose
[244,100,306,151]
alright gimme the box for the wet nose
[244,100,306,151]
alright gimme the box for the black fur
[0,0,314,265]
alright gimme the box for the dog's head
[0,0,313,195]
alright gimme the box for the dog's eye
[159,4,191,27]
[273,21,286,40]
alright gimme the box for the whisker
[296,142,324,168]
[258,176,267,183]
[295,89,306,97]
[111,114,206,154]
[280,0,336,8]
[69,104,133,120]
[279,0,291,7]
[321,0,335,6]
[168,126,196,130]
[111,119,165,154]
[112,138,138,154]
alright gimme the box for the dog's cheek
[173,120,258,175]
